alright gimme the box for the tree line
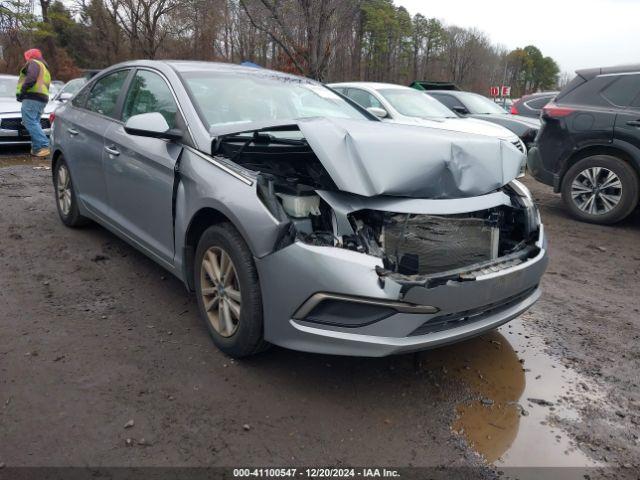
[0,0,560,97]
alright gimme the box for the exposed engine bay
[214,124,540,286]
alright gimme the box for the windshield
[181,71,367,128]
[0,77,18,98]
[379,88,456,118]
[456,92,507,114]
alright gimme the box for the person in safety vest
[16,48,51,157]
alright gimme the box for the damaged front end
[210,117,546,355]
[259,176,541,290]
[213,118,540,288]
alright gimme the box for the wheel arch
[51,149,64,176]
[560,143,640,186]
[182,207,243,291]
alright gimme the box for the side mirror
[452,106,469,115]
[58,92,73,102]
[124,112,182,141]
[366,107,388,118]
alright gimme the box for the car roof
[0,74,18,80]
[328,82,410,91]
[98,60,318,84]
[576,64,640,80]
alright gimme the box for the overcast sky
[396,0,639,75]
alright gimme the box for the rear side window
[556,75,585,100]
[558,76,612,108]
[71,84,91,108]
[85,70,129,118]
[601,74,640,107]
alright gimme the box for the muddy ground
[0,150,638,478]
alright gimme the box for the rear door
[102,68,183,265]
[62,69,131,217]
[609,73,640,150]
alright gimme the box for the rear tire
[194,223,269,357]
[53,156,89,227]
[561,155,638,224]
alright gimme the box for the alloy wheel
[200,246,241,337]
[57,164,72,216]
[570,167,622,215]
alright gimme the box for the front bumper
[256,227,548,356]
[0,115,51,145]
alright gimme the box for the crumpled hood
[296,117,524,199]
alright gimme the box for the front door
[102,69,183,265]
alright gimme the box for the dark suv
[528,65,640,224]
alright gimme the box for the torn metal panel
[297,117,525,199]
[213,117,525,199]
[315,189,514,238]
[316,189,514,215]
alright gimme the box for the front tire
[53,157,89,227]
[194,223,269,357]
[561,155,639,224]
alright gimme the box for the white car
[329,82,526,154]
[0,74,51,146]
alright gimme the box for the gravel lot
[0,152,638,477]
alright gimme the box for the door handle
[67,128,79,136]
[626,120,640,127]
[104,146,120,156]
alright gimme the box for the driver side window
[122,70,178,128]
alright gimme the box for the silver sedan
[50,60,547,357]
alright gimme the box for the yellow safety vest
[17,59,51,97]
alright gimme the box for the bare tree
[106,0,182,58]
[1,0,562,94]
[239,0,356,80]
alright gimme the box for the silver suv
[50,61,548,357]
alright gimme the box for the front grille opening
[409,286,537,336]
[383,215,498,275]
[1,118,50,131]
[349,205,534,278]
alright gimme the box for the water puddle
[420,313,605,467]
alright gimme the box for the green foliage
[506,45,560,95]
[361,0,413,81]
